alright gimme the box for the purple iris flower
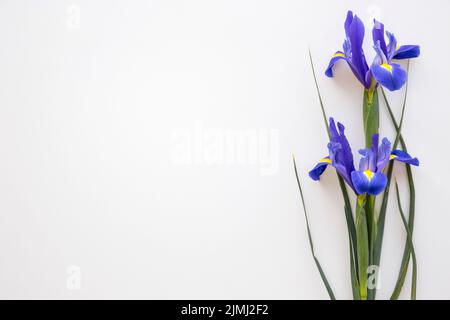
[309,118,419,195]
[325,11,420,91]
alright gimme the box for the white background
[0,0,448,299]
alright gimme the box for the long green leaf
[346,202,360,299]
[309,50,360,298]
[293,156,336,300]
[381,84,417,300]
[394,182,417,300]
[309,49,330,138]
[349,236,361,299]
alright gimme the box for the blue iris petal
[347,14,370,88]
[328,141,352,188]
[344,10,354,37]
[351,171,370,195]
[351,171,387,195]
[371,63,407,91]
[308,158,331,181]
[370,134,379,162]
[372,19,388,57]
[358,148,371,171]
[328,118,356,189]
[393,45,421,59]
[385,31,398,61]
[367,172,388,195]
[325,51,346,77]
[390,150,420,166]
[377,137,392,171]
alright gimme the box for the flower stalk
[356,194,369,300]
[363,87,379,148]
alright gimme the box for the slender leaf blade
[394,182,417,300]
[293,156,336,300]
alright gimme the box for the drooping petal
[325,51,346,77]
[390,150,420,166]
[309,157,332,181]
[371,62,407,91]
[372,19,387,57]
[367,172,388,195]
[351,170,387,195]
[377,137,392,171]
[393,45,421,59]
[351,171,370,194]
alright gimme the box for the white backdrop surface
[0,0,448,299]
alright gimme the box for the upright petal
[325,51,346,77]
[328,118,356,189]
[373,40,388,63]
[370,133,379,161]
[328,117,340,142]
[335,120,356,175]
[371,62,407,91]
[344,10,354,37]
[357,134,379,172]
[390,150,420,166]
[372,19,387,57]
[393,45,421,59]
[377,137,392,171]
[309,157,332,180]
[386,31,398,61]
[358,148,371,171]
[346,13,370,88]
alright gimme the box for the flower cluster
[325,11,420,91]
[309,118,419,195]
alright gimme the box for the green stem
[362,87,379,300]
[363,88,379,148]
[356,194,369,300]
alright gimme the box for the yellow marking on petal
[396,44,400,51]
[320,158,332,164]
[389,154,397,160]
[333,52,345,58]
[380,63,393,72]
[364,169,374,181]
